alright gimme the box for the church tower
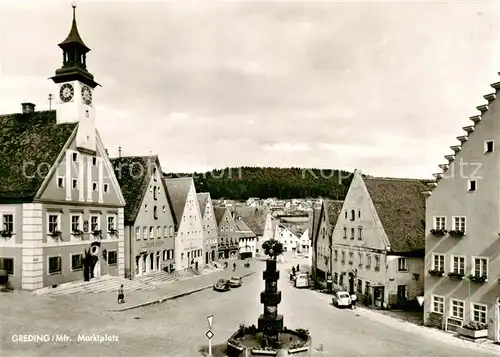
[51,4,99,153]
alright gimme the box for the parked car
[229,276,242,287]
[294,273,309,288]
[332,291,351,308]
[213,279,230,292]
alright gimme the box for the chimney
[118,146,122,158]
[21,102,36,114]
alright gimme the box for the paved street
[1,258,499,357]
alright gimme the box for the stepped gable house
[330,170,426,308]
[423,72,500,342]
[0,5,126,290]
[197,192,218,264]
[111,155,175,279]
[164,177,203,271]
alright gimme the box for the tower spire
[51,3,99,88]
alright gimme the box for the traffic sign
[207,314,213,329]
[206,330,214,340]
[327,275,332,283]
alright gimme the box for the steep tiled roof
[364,177,426,253]
[324,200,344,228]
[110,156,159,224]
[284,224,305,238]
[233,206,268,235]
[214,207,227,225]
[197,192,210,218]
[164,177,192,229]
[0,110,77,202]
[235,218,256,238]
[311,208,321,241]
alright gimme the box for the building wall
[201,198,218,264]
[298,229,310,253]
[174,183,204,271]
[316,212,330,279]
[128,162,175,278]
[424,90,500,340]
[217,209,239,259]
[238,237,256,257]
[277,226,299,252]
[386,256,424,301]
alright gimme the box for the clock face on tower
[59,83,74,102]
[81,85,92,105]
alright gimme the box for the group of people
[289,264,301,281]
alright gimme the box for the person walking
[233,262,236,272]
[292,266,296,275]
[350,292,357,309]
[117,284,125,304]
[296,264,300,272]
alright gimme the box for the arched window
[351,210,355,221]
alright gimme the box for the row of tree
[165,167,353,200]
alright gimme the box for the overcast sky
[2,1,500,178]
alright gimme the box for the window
[472,257,488,278]
[398,258,408,272]
[350,228,355,239]
[344,211,347,219]
[485,140,494,153]
[92,157,97,165]
[471,303,487,324]
[432,295,444,314]
[375,255,380,270]
[90,215,100,231]
[72,179,78,189]
[2,214,14,232]
[164,226,168,238]
[0,258,14,275]
[153,187,157,200]
[149,227,153,239]
[103,183,109,193]
[153,167,157,181]
[71,254,83,271]
[358,210,361,218]
[343,227,347,239]
[162,205,166,213]
[72,152,78,162]
[357,279,363,294]
[341,251,345,263]
[358,252,363,266]
[92,182,98,192]
[153,206,158,220]
[351,210,355,221]
[48,256,62,274]
[71,214,81,232]
[451,255,465,275]
[142,226,147,239]
[57,177,64,188]
[107,216,116,232]
[432,253,445,271]
[157,226,161,239]
[453,216,466,233]
[144,204,148,212]
[107,251,117,265]
[135,227,140,240]
[334,250,338,260]
[358,227,363,240]
[366,254,372,268]
[450,299,464,320]
[467,180,476,192]
[434,216,446,230]
[349,252,354,264]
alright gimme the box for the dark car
[213,279,230,292]
[229,276,242,287]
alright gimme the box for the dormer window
[485,140,494,153]
[468,180,477,192]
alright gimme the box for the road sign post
[207,315,214,356]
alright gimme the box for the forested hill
[164,167,353,200]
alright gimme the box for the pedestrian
[117,284,125,304]
[350,292,357,309]
[233,262,236,271]
[296,264,300,272]
[292,266,296,275]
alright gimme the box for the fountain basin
[227,328,311,357]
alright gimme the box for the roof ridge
[364,176,429,182]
